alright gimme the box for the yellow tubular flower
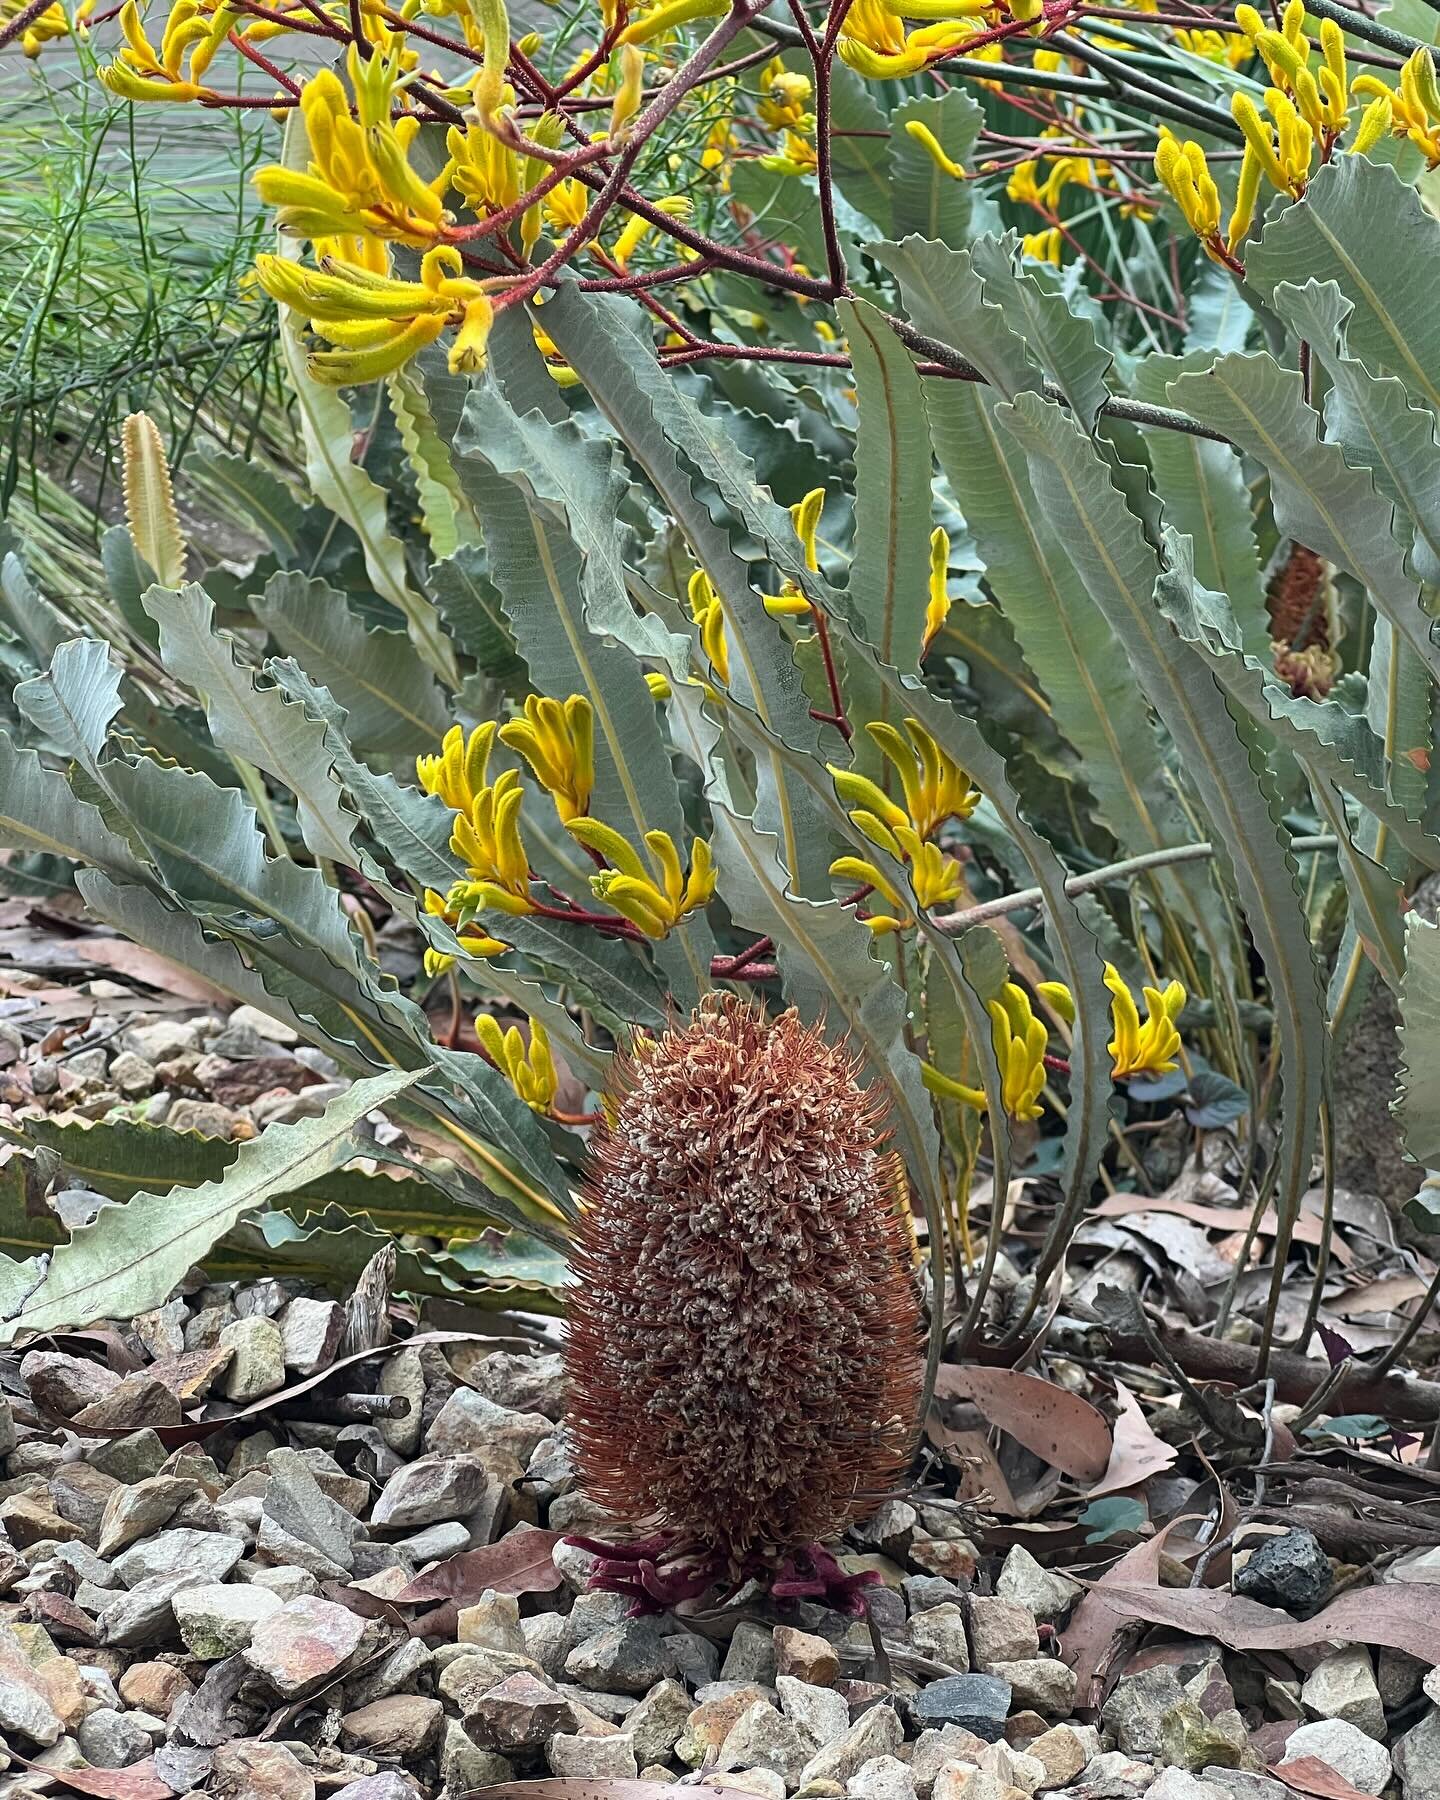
[498,695,595,823]
[97,0,232,102]
[1105,964,1186,1078]
[417,721,498,814]
[923,527,952,655]
[989,983,1049,1122]
[475,1014,558,1112]
[6,0,74,55]
[1227,145,1263,254]
[838,0,973,78]
[609,44,646,137]
[1154,132,1223,241]
[1020,227,1062,265]
[898,830,963,908]
[421,888,507,975]
[687,569,730,686]
[619,0,723,40]
[1350,89,1395,154]
[763,488,825,615]
[829,854,912,934]
[645,672,672,700]
[758,60,813,131]
[867,717,980,839]
[566,820,716,937]
[904,119,967,178]
[255,244,497,384]
[1354,49,1440,164]
[450,770,534,913]
[921,1061,987,1110]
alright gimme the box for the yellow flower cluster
[474,1014,558,1112]
[923,966,1187,1120]
[1154,2,1393,268]
[6,0,87,56]
[836,0,991,81]
[1354,46,1440,166]
[567,820,717,937]
[98,0,232,103]
[828,718,980,933]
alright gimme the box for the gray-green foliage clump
[3,107,1440,1370]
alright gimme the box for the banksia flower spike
[564,995,923,1614]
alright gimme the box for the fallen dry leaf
[1096,1581,1440,1663]
[1270,1757,1378,1800]
[934,1364,1112,1484]
[395,1528,565,1604]
[1086,1381,1179,1498]
[1092,1194,1352,1265]
[5,1755,171,1800]
[1064,1515,1211,1702]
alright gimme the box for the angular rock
[341,1695,444,1757]
[464,1671,577,1750]
[1277,1721,1390,1796]
[441,1719,511,1794]
[20,1352,118,1418]
[1301,1645,1385,1741]
[0,1652,63,1747]
[521,1611,571,1678]
[76,1705,152,1768]
[995,1549,1080,1627]
[1232,1531,1330,1614]
[717,1698,815,1784]
[1158,1698,1250,1772]
[567,1617,679,1695]
[211,1739,317,1800]
[458,1590,529,1657]
[548,1731,639,1777]
[243,1595,366,1697]
[123,1020,200,1063]
[108,1051,156,1096]
[678,1686,770,1765]
[779,1674,849,1749]
[911,1675,1013,1742]
[620,1678,692,1765]
[96,1477,196,1560]
[986,1660,1075,1719]
[461,1351,566,1419]
[1103,1666,1189,1758]
[48,1462,121,1538]
[1394,1707,1440,1800]
[1025,1726,1091,1790]
[722,1620,779,1685]
[113,1527,243,1589]
[371,1455,490,1531]
[428,1387,553,1463]
[237,1563,320,1603]
[258,1447,361,1578]
[278,1297,346,1375]
[148,1344,235,1405]
[970,1600,1040,1669]
[97,1572,208,1647]
[0,1493,85,1547]
[118,1662,194,1716]
[775,1626,841,1687]
[218,1317,287,1403]
[1146,1775,1231,1800]
[800,1704,905,1788]
[91,1431,167,1485]
[173,1582,283,1659]
[910,1605,971,1672]
[329,1778,416,1800]
[849,1755,920,1800]
[911,1726,995,1800]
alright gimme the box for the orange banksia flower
[564,995,922,1612]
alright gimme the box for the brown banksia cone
[564,994,923,1611]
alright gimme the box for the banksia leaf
[121,412,187,590]
[565,996,922,1607]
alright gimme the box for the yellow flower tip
[475,1012,557,1111]
[763,589,813,618]
[645,671,672,700]
[448,295,494,376]
[1104,963,1187,1078]
[921,1060,988,1110]
[904,118,966,179]
[1036,979,1075,1025]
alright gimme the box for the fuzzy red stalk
[564,996,923,1612]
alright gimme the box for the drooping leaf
[13,638,124,762]
[254,571,449,759]
[0,1069,418,1340]
[1397,913,1440,1167]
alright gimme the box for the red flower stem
[227,29,303,96]
[1043,1052,1072,1076]
[812,605,853,742]
[715,935,776,976]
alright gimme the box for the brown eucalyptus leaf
[394,1527,565,1603]
[1086,1381,1179,1498]
[5,1755,171,1800]
[1095,1580,1440,1662]
[1269,1757,1378,1800]
[933,1364,1111,1483]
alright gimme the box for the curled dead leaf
[934,1364,1112,1484]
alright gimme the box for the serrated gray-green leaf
[530,284,838,897]
[0,1069,418,1340]
[1001,392,1325,1336]
[264,657,458,892]
[14,638,123,761]
[829,66,893,231]
[1132,352,1269,657]
[1309,774,1406,992]
[889,92,980,247]
[427,545,527,689]
[254,571,450,759]
[274,230,458,689]
[1397,913,1440,1164]
[0,731,143,880]
[729,164,830,273]
[969,233,1113,430]
[1245,157,1440,414]
[1169,351,1440,683]
[143,584,359,868]
[100,527,160,652]
[387,366,477,560]
[1,549,69,664]
[923,376,1222,938]
[873,237,1036,399]
[841,296,933,678]
[1268,278,1440,588]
